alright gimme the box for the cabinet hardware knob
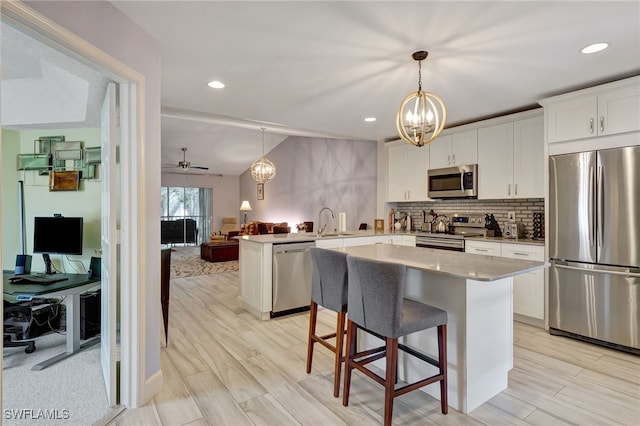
[589,118,594,133]
[600,116,604,133]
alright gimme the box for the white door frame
[0,2,147,408]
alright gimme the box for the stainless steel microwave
[428,164,478,198]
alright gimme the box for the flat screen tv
[33,216,84,255]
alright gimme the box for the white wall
[239,135,377,232]
[2,128,101,273]
[161,173,240,233]
[25,0,163,388]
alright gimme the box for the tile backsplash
[390,198,545,239]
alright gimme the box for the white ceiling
[3,1,639,176]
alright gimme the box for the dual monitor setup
[15,215,84,277]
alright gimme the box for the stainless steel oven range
[416,213,486,252]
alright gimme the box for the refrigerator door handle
[589,166,595,246]
[598,165,604,247]
[554,263,640,278]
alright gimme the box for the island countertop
[334,243,547,282]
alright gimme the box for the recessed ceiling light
[364,117,376,122]
[207,80,225,89]
[581,42,609,54]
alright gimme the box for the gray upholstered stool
[307,247,349,397]
[342,255,448,425]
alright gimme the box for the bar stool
[343,256,448,426]
[306,247,349,397]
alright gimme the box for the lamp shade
[240,200,252,211]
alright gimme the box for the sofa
[161,219,198,244]
[244,221,290,235]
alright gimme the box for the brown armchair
[210,217,239,241]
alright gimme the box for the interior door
[101,82,118,406]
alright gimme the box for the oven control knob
[470,218,476,224]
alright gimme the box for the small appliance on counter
[503,222,526,239]
[484,214,502,237]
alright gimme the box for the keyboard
[8,275,68,285]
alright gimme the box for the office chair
[4,300,36,354]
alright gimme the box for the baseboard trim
[141,370,163,406]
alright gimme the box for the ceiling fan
[164,147,209,170]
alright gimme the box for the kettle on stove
[434,215,449,233]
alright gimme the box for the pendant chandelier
[250,127,276,183]
[396,51,446,147]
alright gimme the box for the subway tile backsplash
[390,198,545,239]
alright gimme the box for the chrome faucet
[317,207,335,235]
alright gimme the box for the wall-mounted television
[33,216,84,255]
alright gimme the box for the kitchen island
[335,244,546,414]
[239,237,546,413]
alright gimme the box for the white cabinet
[389,235,416,246]
[429,130,477,169]
[478,122,513,199]
[315,238,343,249]
[501,244,545,320]
[465,240,545,320]
[465,240,501,256]
[387,143,429,201]
[513,116,545,198]
[543,76,640,143]
[478,115,544,199]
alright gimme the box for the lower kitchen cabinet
[465,240,544,320]
[389,235,416,246]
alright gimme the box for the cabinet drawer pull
[515,183,518,196]
[475,248,488,252]
[512,252,529,256]
[589,118,594,133]
[452,153,456,164]
[600,116,604,133]
[447,154,451,165]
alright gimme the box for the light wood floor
[109,271,640,425]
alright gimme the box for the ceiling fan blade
[190,165,209,170]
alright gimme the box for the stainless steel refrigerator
[549,145,639,354]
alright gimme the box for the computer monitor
[33,216,83,274]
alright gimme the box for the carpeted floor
[2,332,109,425]
[170,246,238,278]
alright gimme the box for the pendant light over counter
[396,51,446,147]
[250,127,276,184]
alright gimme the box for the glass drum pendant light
[250,127,277,183]
[396,51,446,147]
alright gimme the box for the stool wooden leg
[438,324,448,414]
[384,337,398,426]
[333,311,346,397]
[342,320,357,407]
[306,301,318,374]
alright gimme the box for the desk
[3,271,101,371]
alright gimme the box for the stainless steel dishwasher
[272,241,315,317]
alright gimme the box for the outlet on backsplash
[507,211,516,222]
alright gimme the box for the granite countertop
[237,230,416,244]
[335,244,547,282]
[465,235,545,246]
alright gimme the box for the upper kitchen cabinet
[429,130,478,169]
[540,76,640,143]
[478,111,544,200]
[387,142,429,202]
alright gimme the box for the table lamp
[240,200,252,226]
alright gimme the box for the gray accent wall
[240,136,377,233]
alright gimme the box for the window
[160,187,211,245]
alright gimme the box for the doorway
[0,1,144,415]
